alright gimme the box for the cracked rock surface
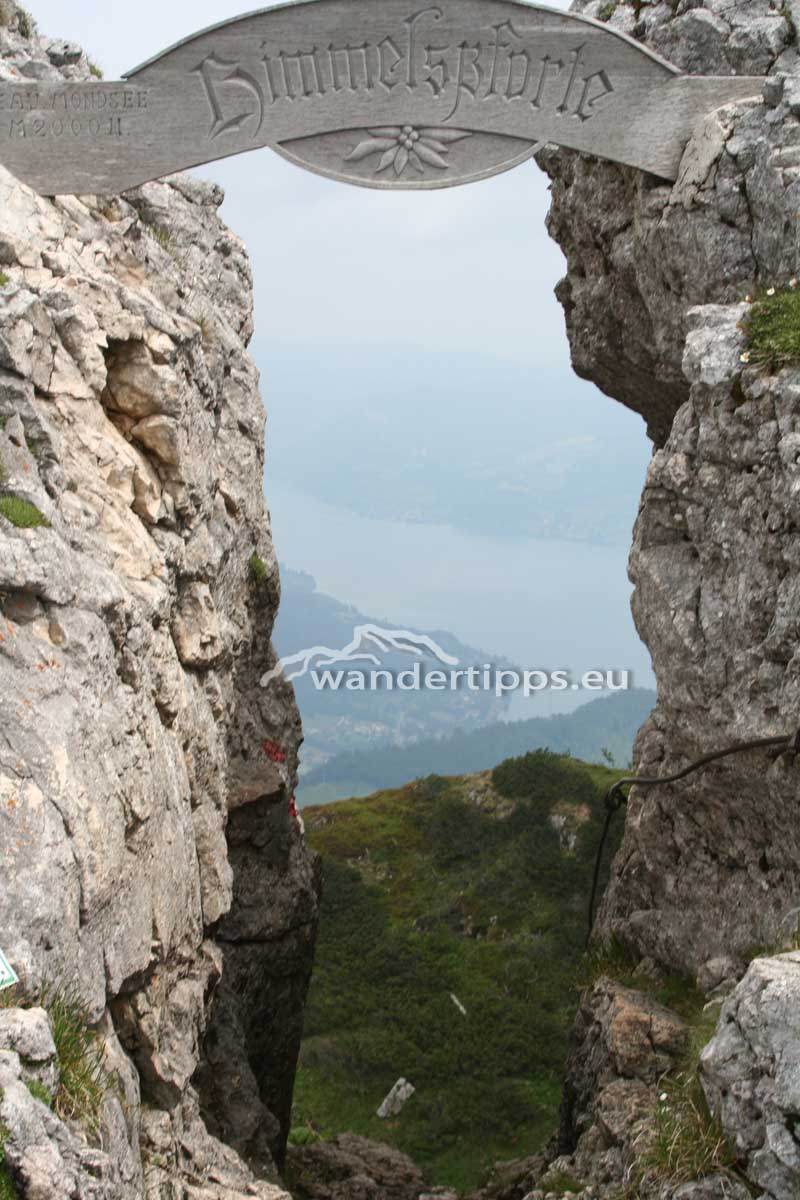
[531,2,800,1198]
[0,3,319,1196]
[701,953,800,1199]
[544,0,800,984]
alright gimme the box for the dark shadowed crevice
[195,790,322,1174]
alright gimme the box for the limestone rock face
[543,0,800,1009]
[0,4,317,1197]
[541,2,797,444]
[539,2,800,1198]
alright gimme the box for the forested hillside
[289,751,624,1191]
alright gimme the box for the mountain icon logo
[260,624,459,686]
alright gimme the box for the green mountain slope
[297,688,654,806]
[290,752,623,1192]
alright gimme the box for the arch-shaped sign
[0,0,764,195]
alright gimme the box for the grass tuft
[39,980,110,1130]
[15,6,33,37]
[142,223,173,252]
[599,1,617,18]
[87,59,103,79]
[742,284,800,369]
[249,552,268,585]
[193,311,212,340]
[631,1076,734,1188]
[0,981,110,1132]
[24,1080,52,1108]
[578,939,706,1023]
[288,1123,322,1146]
[0,274,8,288]
[0,496,50,529]
[540,1169,584,1194]
[628,1008,740,1192]
[578,935,641,989]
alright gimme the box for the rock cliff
[544,0,800,981]
[531,1,800,1197]
[0,4,320,1197]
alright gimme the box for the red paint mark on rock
[262,738,286,764]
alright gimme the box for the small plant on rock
[0,981,110,1132]
[192,311,212,340]
[599,1,617,18]
[18,11,32,37]
[87,59,103,79]
[0,496,50,529]
[142,223,173,252]
[0,274,8,288]
[249,552,268,586]
[24,1080,52,1108]
[628,1011,738,1190]
[741,282,800,369]
[288,1123,321,1146]
[40,980,109,1130]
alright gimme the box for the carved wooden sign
[0,0,764,195]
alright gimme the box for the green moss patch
[0,496,49,529]
[249,552,268,585]
[0,1120,18,1200]
[742,285,800,369]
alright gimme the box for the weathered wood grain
[0,0,766,194]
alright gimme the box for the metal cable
[586,729,800,945]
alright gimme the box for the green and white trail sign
[0,947,19,992]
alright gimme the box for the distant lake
[266,481,655,719]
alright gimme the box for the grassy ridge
[291,752,622,1191]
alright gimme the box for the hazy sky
[25,0,578,364]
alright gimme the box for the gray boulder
[0,1006,59,1098]
[701,952,800,1199]
[287,1133,429,1200]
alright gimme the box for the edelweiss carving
[344,125,470,176]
